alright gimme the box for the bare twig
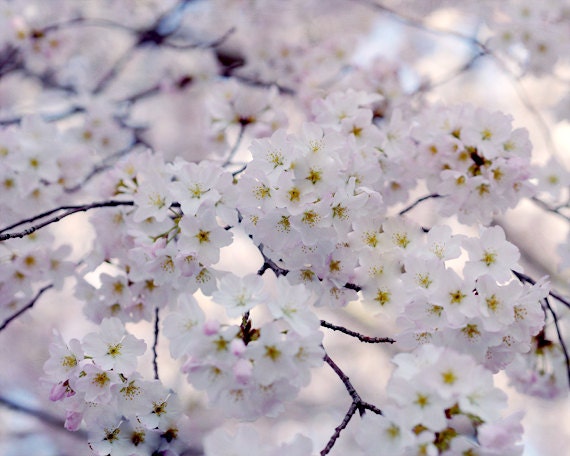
[0,284,54,332]
[0,394,88,439]
[0,200,134,241]
[321,320,395,344]
[399,193,441,216]
[321,351,383,455]
[153,306,160,380]
[530,197,570,223]
[543,297,570,389]
[513,270,570,309]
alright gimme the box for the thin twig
[153,306,160,380]
[0,394,88,439]
[357,0,487,44]
[222,123,246,168]
[93,45,137,95]
[321,351,382,455]
[530,196,570,223]
[321,320,395,344]
[0,284,54,332]
[0,201,134,241]
[399,193,441,216]
[513,270,570,309]
[543,297,570,389]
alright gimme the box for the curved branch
[0,200,134,241]
[321,350,383,455]
[321,320,395,344]
[399,193,441,216]
[0,284,54,332]
[543,297,570,390]
[0,394,88,440]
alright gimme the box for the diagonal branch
[0,284,54,332]
[0,394,88,440]
[321,320,395,344]
[321,350,383,455]
[399,193,441,216]
[0,200,134,241]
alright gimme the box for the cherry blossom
[0,1,569,455]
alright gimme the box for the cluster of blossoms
[412,104,535,224]
[381,224,549,374]
[2,0,570,455]
[483,0,568,76]
[356,344,525,455]
[0,116,76,222]
[42,82,552,451]
[43,318,193,455]
[164,277,323,421]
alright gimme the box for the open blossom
[212,273,268,318]
[266,275,320,337]
[5,2,566,453]
[81,317,147,375]
[463,225,521,282]
[355,344,524,455]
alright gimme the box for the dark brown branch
[512,270,570,309]
[0,200,134,241]
[321,320,395,344]
[543,297,570,390]
[399,193,441,216]
[0,284,54,332]
[256,244,289,277]
[321,351,383,455]
[153,306,160,380]
[513,270,570,389]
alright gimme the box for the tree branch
[153,306,160,380]
[0,284,54,332]
[399,193,441,216]
[321,320,395,344]
[0,394,88,440]
[321,350,383,455]
[0,200,134,241]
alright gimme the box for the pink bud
[203,319,220,336]
[230,338,246,357]
[64,410,83,431]
[49,382,72,401]
[233,358,252,385]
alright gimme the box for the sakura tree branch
[222,122,246,168]
[256,243,289,277]
[543,296,570,389]
[92,44,137,95]
[321,320,395,344]
[321,350,383,455]
[0,394,88,440]
[357,0,487,45]
[362,0,559,161]
[413,50,488,94]
[64,133,152,193]
[513,270,570,387]
[512,270,570,309]
[153,306,160,380]
[529,196,570,223]
[0,200,134,241]
[0,284,54,332]
[399,193,441,215]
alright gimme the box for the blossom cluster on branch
[1,1,570,455]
